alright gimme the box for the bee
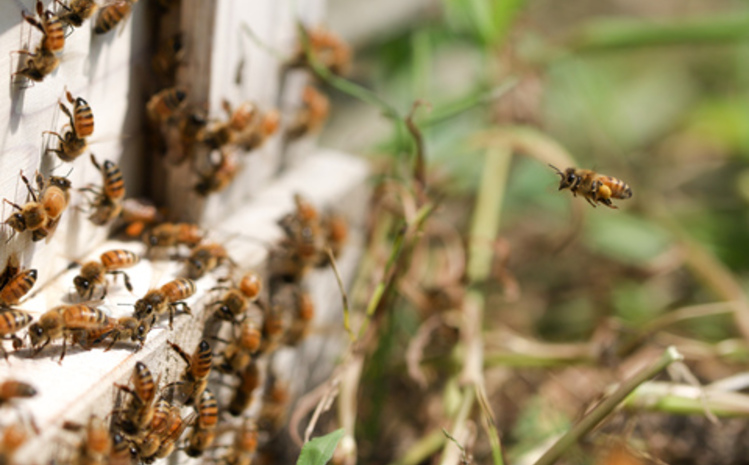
[133,277,196,329]
[28,304,111,361]
[185,388,219,457]
[63,416,112,465]
[549,165,633,209]
[0,424,29,465]
[115,362,157,436]
[258,304,285,355]
[0,269,37,306]
[270,194,323,280]
[45,91,94,162]
[13,1,64,82]
[167,339,212,405]
[228,360,260,416]
[94,0,135,35]
[258,379,289,432]
[221,421,258,465]
[110,432,133,465]
[287,85,330,140]
[31,173,72,242]
[54,0,98,28]
[0,310,34,359]
[195,149,240,196]
[152,33,183,82]
[142,408,192,463]
[218,316,262,374]
[84,155,126,225]
[73,249,139,299]
[4,173,49,240]
[210,273,261,322]
[0,381,37,405]
[285,288,315,346]
[291,27,351,76]
[87,315,152,350]
[144,222,203,250]
[118,198,162,238]
[234,108,280,152]
[185,242,232,279]
[146,87,187,124]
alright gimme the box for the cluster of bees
[2,1,354,463]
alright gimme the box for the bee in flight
[549,165,632,209]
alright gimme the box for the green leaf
[296,429,346,465]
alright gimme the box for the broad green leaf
[296,429,345,465]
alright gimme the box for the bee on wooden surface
[258,304,285,355]
[86,315,152,350]
[133,277,196,329]
[185,388,218,457]
[73,249,139,299]
[164,111,207,164]
[94,0,136,35]
[291,26,351,76]
[152,33,184,82]
[210,272,261,322]
[4,172,71,242]
[228,360,260,417]
[219,420,257,465]
[195,149,240,196]
[234,108,280,152]
[0,310,34,359]
[0,269,37,306]
[0,381,37,405]
[285,288,315,346]
[549,165,633,209]
[4,174,48,240]
[118,198,162,238]
[13,1,64,83]
[287,85,330,140]
[141,408,193,463]
[167,339,212,405]
[147,87,187,125]
[54,0,98,28]
[28,303,111,361]
[109,432,133,465]
[270,194,324,280]
[218,316,262,374]
[144,222,203,251]
[115,362,158,436]
[45,91,94,162]
[82,154,126,226]
[185,242,232,279]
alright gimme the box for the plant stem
[532,346,684,465]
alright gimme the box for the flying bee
[290,26,351,76]
[73,249,139,299]
[144,222,203,251]
[45,91,94,162]
[54,0,98,28]
[167,339,212,405]
[185,242,232,279]
[94,0,136,35]
[549,165,633,209]
[115,362,158,436]
[287,85,330,140]
[0,381,37,405]
[28,303,111,361]
[0,269,37,306]
[220,420,258,465]
[152,33,184,83]
[147,87,187,125]
[13,1,64,83]
[228,360,260,417]
[82,155,126,225]
[0,310,34,359]
[133,277,196,328]
[195,149,240,196]
[185,388,219,457]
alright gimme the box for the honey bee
[45,91,94,162]
[218,316,262,374]
[0,381,37,405]
[291,26,351,76]
[270,194,324,280]
[233,108,280,152]
[0,310,34,359]
[152,33,184,82]
[228,360,260,417]
[185,388,218,457]
[194,149,240,196]
[185,242,232,279]
[258,304,284,355]
[257,379,289,432]
[13,1,64,82]
[4,172,71,242]
[87,314,152,350]
[220,420,258,465]
[142,408,192,463]
[63,416,112,465]
[147,87,187,124]
[84,155,126,225]
[28,304,111,361]
[285,288,315,346]
[54,0,98,28]
[94,0,136,35]
[0,424,29,465]
[0,269,37,306]
[73,249,139,299]
[118,198,162,238]
[109,432,133,465]
[210,273,261,322]
[549,165,633,209]
[167,339,212,405]
[133,277,196,329]
[144,222,203,250]
[115,362,157,436]
[287,85,330,140]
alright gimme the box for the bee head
[28,323,45,346]
[73,276,91,295]
[549,165,579,191]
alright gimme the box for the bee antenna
[548,164,564,177]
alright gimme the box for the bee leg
[58,338,68,364]
[584,197,597,208]
[167,341,192,366]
